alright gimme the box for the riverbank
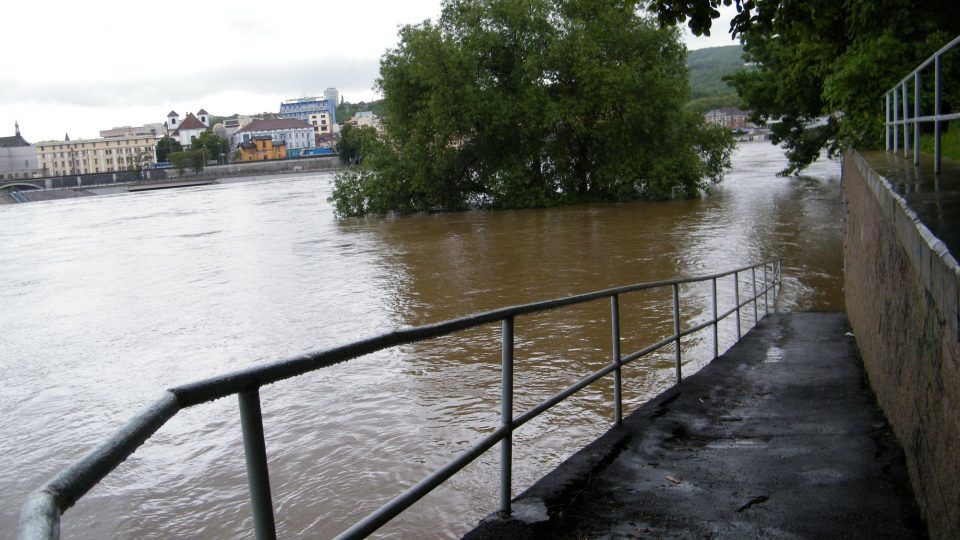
[0,155,341,204]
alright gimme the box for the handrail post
[885,93,890,151]
[763,264,769,316]
[611,295,622,425]
[935,55,942,174]
[902,81,909,157]
[500,317,514,516]
[711,277,718,360]
[751,267,758,325]
[914,72,921,165]
[238,389,277,540]
[672,284,682,383]
[776,260,782,309]
[734,271,741,340]
[893,88,899,152]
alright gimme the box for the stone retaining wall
[842,150,960,538]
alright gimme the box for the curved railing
[20,260,781,540]
[884,35,960,173]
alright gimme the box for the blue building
[278,97,337,125]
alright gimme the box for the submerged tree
[329,0,734,216]
[651,0,960,174]
[336,124,379,164]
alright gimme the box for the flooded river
[0,142,842,538]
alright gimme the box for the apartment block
[36,133,157,176]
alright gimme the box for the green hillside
[687,45,745,99]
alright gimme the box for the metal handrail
[19,260,782,540]
[884,35,960,174]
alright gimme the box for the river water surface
[0,143,842,539]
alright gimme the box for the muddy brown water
[0,142,842,538]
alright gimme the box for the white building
[232,118,315,156]
[324,87,339,105]
[171,112,209,148]
[165,109,210,146]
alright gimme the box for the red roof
[236,118,312,134]
[174,113,207,134]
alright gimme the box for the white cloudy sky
[1,1,737,143]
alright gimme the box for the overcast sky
[1,1,738,143]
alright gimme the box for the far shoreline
[1,156,341,205]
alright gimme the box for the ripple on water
[1,147,843,538]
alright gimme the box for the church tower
[167,111,180,134]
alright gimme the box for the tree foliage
[652,0,960,174]
[191,131,230,163]
[124,150,152,178]
[335,101,383,125]
[336,124,379,164]
[330,0,735,216]
[155,136,182,163]
[169,150,205,174]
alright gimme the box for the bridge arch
[0,182,43,191]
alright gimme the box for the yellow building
[238,135,287,161]
[35,133,156,176]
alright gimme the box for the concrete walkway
[464,313,926,539]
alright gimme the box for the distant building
[165,109,210,146]
[704,108,749,130]
[35,132,157,176]
[0,122,41,181]
[324,87,340,105]
[351,111,383,133]
[232,118,314,157]
[308,112,332,139]
[214,115,255,140]
[238,135,286,161]
[100,123,165,139]
[279,96,338,125]
[172,113,209,148]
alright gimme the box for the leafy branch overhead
[653,0,960,174]
[330,0,735,217]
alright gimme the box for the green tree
[168,150,205,174]
[155,136,182,163]
[330,0,734,216]
[191,131,230,164]
[336,124,379,164]
[125,150,152,179]
[651,0,960,174]
[169,151,190,175]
